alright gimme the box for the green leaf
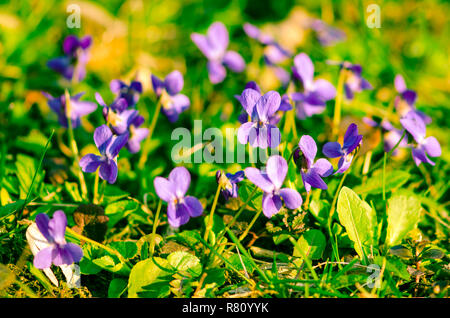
[79,245,102,275]
[389,245,413,259]
[354,169,410,195]
[238,180,262,211]
[108,241,138,259]
[336,187,377,262]
[167,251,202,278]
[108,278,128,298]
[0,200,25,218]
[102,186,130,204]
[421,248,445,260]
[309,199,330,225]
[128,257,172,298]
[273,233,290,245]
[227,253,255,274]
[203,268,226,287]
[386,193,421,247]
[138,279,171,298]
[80,244,129,275]
[105,200,139,228]
[15,154,43,199]
[174,230,202,247]
[293,229,326,260]
[15,129,49,155]
[374,256,410,280]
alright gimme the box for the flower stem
[214,186,258,246]
[382,151,387,201]
[138,98,162,170]
[368,130,407,175]
[65,90,88,201]
[289,109,298,140]
[66,227,131,270]
[98,179,107,204]
[93,169,100,204]
[204,183,222,242]
[332,68,346,137]
[238,209,262,242]
[149,200,162,256]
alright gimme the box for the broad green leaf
[15,154,43,199]
[79,245,102,275]
[0,199,25,218]
[374,256,410,280]
[386,193,421,247]
[309,199,330,225]
[421,248,445,260]
[203,268,226,287]
[108,241,138,259]
[227,253,255,274]
[108,278,128,298]
[354,169,410,195]
[15,129,48,154]
[102,186,130,204]
[337,187,377,262]
[238,180,262,211]
[167,251,202,278]
[273,233,290,245]
[105,200,139,228]
[293,229,326,260]
[174,230,202,247]
[80,244,129,275]
[138,279,171,298]
[128,257,172,298]
[389,245,413,259]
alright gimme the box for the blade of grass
[19,129,55,220]
[225,228,270,284]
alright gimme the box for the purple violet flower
[309,19,346,47]
[394,74,431,124]
[296,135,333,192]
[235,82,291,125]
[337,61,372,100]
[322,123,363,174]
[95,92,139,135]
[216,170,245,201]
[400,111,441,166]
[33,211,83,269]
[110,79,143,108]
[43,92,97,128]
[191,22,246,84]
[126,115,149,154]
[153,167,203,227]
[291,53,336,119]
[47,35,92,82]
[237,89,282,149]
[243,23,291,65]
[79,125,128,184]
[243,23,291,86]
[151,71,190,123]
[244,155,302,218]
